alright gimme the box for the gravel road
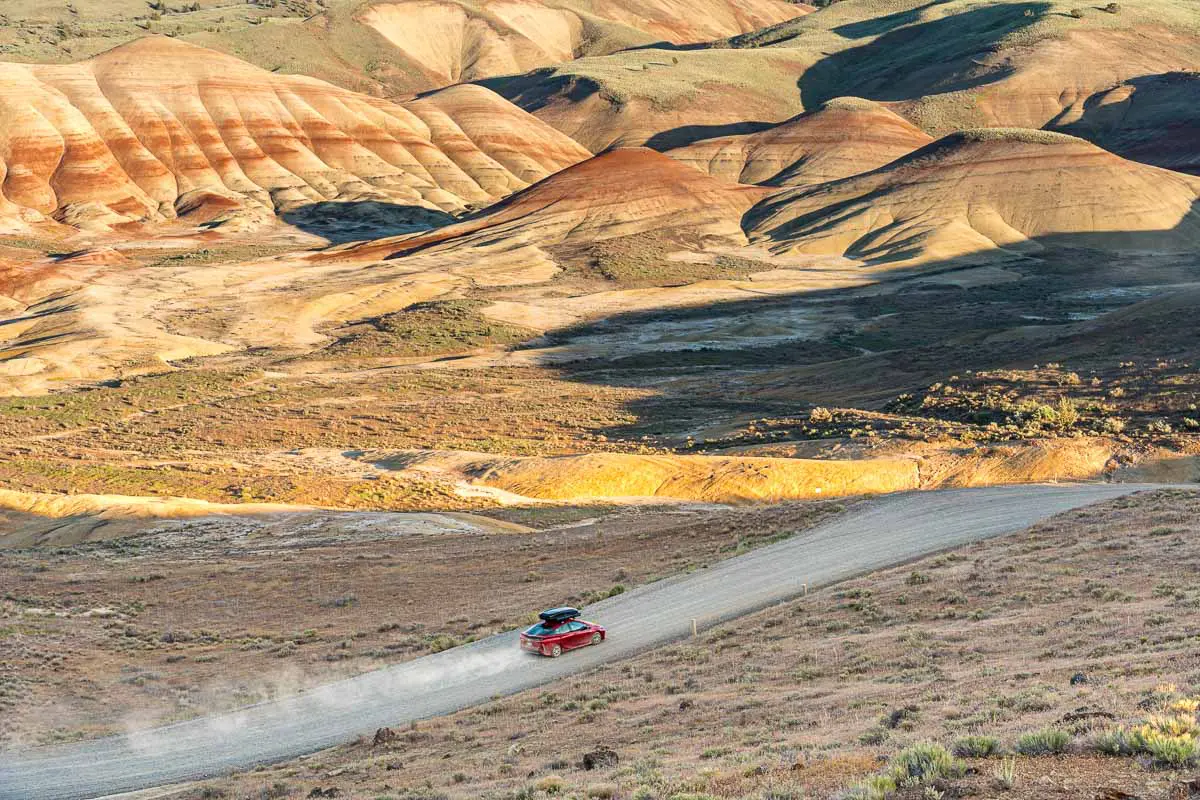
[0,483,1160,799]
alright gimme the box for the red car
[520,607,606,657]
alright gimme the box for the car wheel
[590,632,602,646]
[549,644,562,658]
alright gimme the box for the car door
[564,621,589,649]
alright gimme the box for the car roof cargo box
[539,607,581,623]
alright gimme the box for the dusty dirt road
[0,483,1163,799]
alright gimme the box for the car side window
[568,622,586,632]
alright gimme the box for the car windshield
[524,622,564,637]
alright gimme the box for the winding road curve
[0,483,1167,799]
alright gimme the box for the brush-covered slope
[357,147,769,258]
[1,0,807,97]
[0,37,589,234]
[737,0,1200,134]
[746,130,1200,265]
[667,97,933,186]
[480,46,815,152]
[359,0,809,88]
[490,0,1200,154]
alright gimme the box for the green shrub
[426,634,458,653]
[1055,397,1079,429]
[1128,715,1200,767]
[1138,731,1199,767]
[587,784,618,799]
[845,774,896,800]
[953,735,1001,758]
[890,742,962,783]
[1015,729,1071,756]
[1093,728,1134,756]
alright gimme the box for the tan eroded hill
[488,0,1200,158]
[0,37,589,235]
[0,149,780,394]
[0,0,807,97]
[359,0,809,88]
[347,147,770,259]
[379,449,920,502]
[0,489,316,549]
[385,443,1145,503]
[745,130,1200,265]
[667,97,933,186]
[754,0,1200,132]
[404,82,593,197]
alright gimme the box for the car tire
[549,644,562,658]
[590,632,602,646]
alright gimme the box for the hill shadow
[477,70,603,114]
[831,0,957,40]
[643,120,778,150]
[798,2,1049,108]
[281,201,457,244]
[622,41,713,53]
[527,201,1200,443]
[1049,72,1200,175]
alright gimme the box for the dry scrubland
[0,499,846,745]
[0,247,1196,510]
[0,0,1199,794]
[114,489,1200,800]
